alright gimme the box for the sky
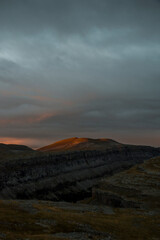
[0,0,160,148]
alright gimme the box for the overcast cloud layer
[0,0,160,148]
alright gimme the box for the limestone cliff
[0,143,159,201]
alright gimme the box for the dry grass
[0,200,159,240]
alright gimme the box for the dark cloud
[0,0,160,147]
[0,0,160,38]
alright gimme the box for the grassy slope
[0,200,159,240]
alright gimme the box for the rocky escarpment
[92,156,160,209]
[0,144,159,202]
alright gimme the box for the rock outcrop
[0,141,159,201]
[92,156,160,209]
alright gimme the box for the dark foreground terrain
[0,157,159,240]
[0,138,160,239]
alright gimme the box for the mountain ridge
[38,137,123,152]
[0,144,159,201]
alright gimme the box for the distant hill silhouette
[0,143,32,152]
[0,143,34,160]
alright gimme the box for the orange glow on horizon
[0,137,53,149]
[0,137,33,146]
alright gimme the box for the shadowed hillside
[92,156,160,209]
[0,143,34,161]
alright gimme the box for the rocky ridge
[0,139,159,201]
